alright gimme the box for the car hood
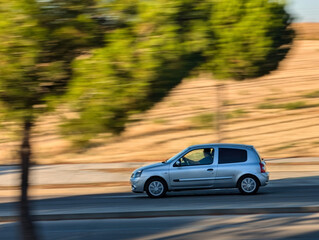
[137,162,168,172]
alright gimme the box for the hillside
[1,24,319,164]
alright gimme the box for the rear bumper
[257,172,269,186]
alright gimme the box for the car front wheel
[145,178,167,198]
[238,176,259,194]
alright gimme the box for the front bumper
[130,177,146,193]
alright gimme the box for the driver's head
[203,148,211,156]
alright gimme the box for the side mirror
[174,159,181,167]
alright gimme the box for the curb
[1,206,319,222]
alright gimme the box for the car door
[215,147,248,188]
[169,148,217,189]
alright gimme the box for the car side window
[179,148,214,166]
[218,148,247,164]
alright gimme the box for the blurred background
[0,0,318,165]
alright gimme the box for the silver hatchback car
[130,143,269,198]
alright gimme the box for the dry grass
[293,23,319,40]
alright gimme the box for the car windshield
[163,148,190,163]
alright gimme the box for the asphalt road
[1,213,319,240]
[1,183,319,217]
[1,176,319,239]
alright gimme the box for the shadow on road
[1,175,319,239]
[1,212,319,240]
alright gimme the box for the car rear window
[219,148,247,164]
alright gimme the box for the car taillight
[259,162,266,173]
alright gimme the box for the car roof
[188,143,254,149]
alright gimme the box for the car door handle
[207,168,214,171]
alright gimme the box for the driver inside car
[181,148,213,165]
[199,148,213,164]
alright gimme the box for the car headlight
[132,170,143,178]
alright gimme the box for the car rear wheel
[238,176,259,194]
[145,178,167,198]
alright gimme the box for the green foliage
[152,118,167,125]
[190,109,246,129]
[190,113,215,129]
[190,109,247,129]
[0,0,104,121]
[222,100,234,106]
[204,0,294,80]
[63,0,208,139]
[0,0,42,114]
[257,101,319,110]
[304,90,319,98]
[226,109,247,119]
[284,101,308,110]
[257,102,280,109]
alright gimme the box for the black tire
[238,176,259,194]
[145,178,167,198]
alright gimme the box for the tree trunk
[216,83,224,143]
[20,118,38,240]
